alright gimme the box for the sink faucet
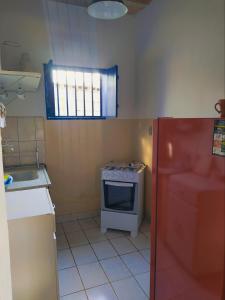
[36,146,40,169]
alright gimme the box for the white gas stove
[101,162,145,237]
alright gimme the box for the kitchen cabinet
[6,188,58,300]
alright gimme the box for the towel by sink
[0,103,6,128]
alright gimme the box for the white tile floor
[57,217,150,300]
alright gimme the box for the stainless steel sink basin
[4,165,51,191]
[10,170,38,182]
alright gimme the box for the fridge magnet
[212,119,225,157]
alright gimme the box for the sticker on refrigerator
[212,119,225,157]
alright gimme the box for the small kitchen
[0,1,153,298]
[0,0,224,299]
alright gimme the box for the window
[44,61,118,119]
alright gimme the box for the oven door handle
[105,181,134,187]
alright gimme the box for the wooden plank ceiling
[52,0,152,14]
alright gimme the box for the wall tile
[4,154,20,167]
[19,141,37,153]
[37,141,45,163]
[3,117,46,167]
[35,117,45,141]
[2,117,18,141]
[2,141,19,154]
[20,153,36,165]
[18,117,36,141]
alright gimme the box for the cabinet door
[8,214,58,300]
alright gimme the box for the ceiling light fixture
[88,0,128,20]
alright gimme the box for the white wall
[0,0,136,118]
[45,1,136,118]
[1,0,224,118]
[135,0,225,118]
[0,0,50,116]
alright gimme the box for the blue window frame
[44,60,118,120]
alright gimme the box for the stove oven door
[103,181,136,213]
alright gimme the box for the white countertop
[6,188,55,220]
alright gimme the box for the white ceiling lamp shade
[88,0,128,20]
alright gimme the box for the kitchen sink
[10,170,38,182]
[4,165,51,191]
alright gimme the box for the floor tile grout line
[84,289,89,300]
[81,226,120,299]
[138,249,151,264]
[58,219,151,265]
[60,289,84,298]
[78,217,100,232]
[59,223,87,296]
[57,266,149,294]
[91,235,120,259]
[57,218,151,298]
[128,233,150,251]
[82,226,109,265]
[58,261,149,279]
[59,224,148,244]
[84,281,121,300]
[68,243,87,296]
[120,253,150,278]
[112,274,150,299]
[98,255,132,283]
[71,240,99,268]
[80,227,110,289]
[132,272,150,298]
[59,228,149,243]
[106,236,126,257]
[91,226,149,256]
[105,229,147,254]
[58,250,150,272]
[58,232,150,257]
[59,224,119,266]
[59,233,145,253]
[60,280,122,297]
[57,262,149,285]
[109,240,140,256]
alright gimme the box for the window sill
[46,116,113,120]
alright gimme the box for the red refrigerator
[151,118,225,300]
